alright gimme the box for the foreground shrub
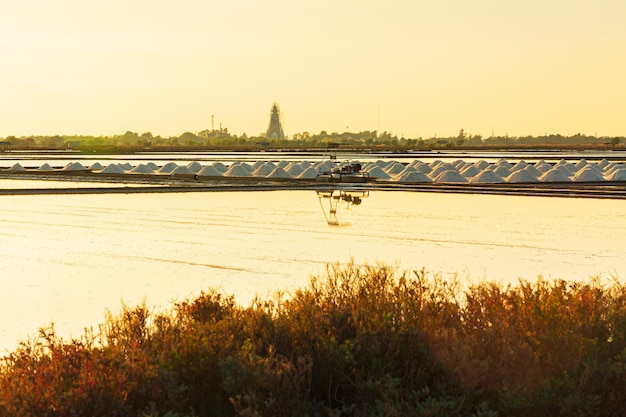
[0,263,625,416]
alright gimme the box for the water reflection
[316,189,369,225]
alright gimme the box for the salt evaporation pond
[0,190,624,352]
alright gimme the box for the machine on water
[315,143,370,183]
[316,188,369,226]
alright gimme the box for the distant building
[266,103,285,140]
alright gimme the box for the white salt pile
[252,163,275,177]
[197,165,222,177]
[158,162,178,173]
[474,160,490,170]
[413,162,432,174]
[539,168,571,182]
[187,161,202,173]
[429,165,456,179]
[492,165,511,177]
[505,169,540,183]
[285,162,304,176]
[89,162,104,170]
[267,167,292,179]
[62,162,87,171]
[495,159,513,169]
[395,171,432,183]
[460,165,480,178]
[8,163,26,172]
[170,166,195,175]
[523,165,541,177]
[535,163,553,173]
[100,164,126,174]
[129,164,154,174]
[384,162,405,175]
[223,164,252,177]
[510,161,529,172]
[470,170,505,183]
[605,168,626,181]
[367,166,392,180]
[572,166,606,182]
[211,162,227,172]
[297,167,319,179]
[432,170,467,183]
[38,163,55,171]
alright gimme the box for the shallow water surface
[0,190,623,351]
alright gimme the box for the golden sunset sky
[1,0,624,138]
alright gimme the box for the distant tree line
[1,129,623,151]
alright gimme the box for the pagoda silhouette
[266,103,285,140]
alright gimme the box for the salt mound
[433,170,467,183]
[492,166,510,177]
[554,160,576,175]
[572,166,606,182]
[605,168,626,181]
[228,162,254,172]
[101,164,125,174]
[539,168,571,182]
[506,169,539,183]
[598,158,610,168]
[277,160,289,168]
[119,162,133,170]
[38,163,55,171]
[413,162,432,174]
[62,162,87,171]
[187,161,202,173]
[171,166,195,175]
[574,159,588,169]
[470,170,504,183]
[384,162,405,175]
[300,160,312,169]
[89,162,104,170]
[285,163,304,176]
[452,159,466,169]
[147,162,159,170]
[158,162,178,173]
[429,165,457,179]
[211,162,227,172]
[407,159,424,168]
[267,167,292,179]
[510,161,529,172]
[474,160,490,170]
[523,165,541,177]
[535,163,553,173]
[394,171,432,183]
[252,164,275,177]
[197,165,222,177]
[396,166,418,176]
[223,164,252,177]
[8,163,26,172]
[495,159,513,169]
[297,167,319,179]
[130,164,154,174]
[460,165,480,178]
[367,166,392,180]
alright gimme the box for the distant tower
[266,103,285,140]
